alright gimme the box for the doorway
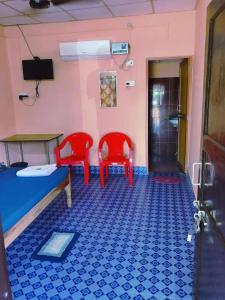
[148,59,188,173]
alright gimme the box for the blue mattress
[0,167,69,233]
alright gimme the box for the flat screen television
[22,59,54,80]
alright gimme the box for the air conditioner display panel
[111,42,129,55]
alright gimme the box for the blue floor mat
[32,230,80,262]
[7,173,195,300]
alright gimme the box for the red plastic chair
[98,132,134,187]
[55,132,93,185]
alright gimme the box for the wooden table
[0,134,63,166]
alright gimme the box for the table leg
[45,141,50,164]
[4,143,10,166]
[19,142,24,162]
[56,137,60,146]
[0,218,13,300]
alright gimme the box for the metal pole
[19,142,24,162]
[4,143,10,166]
[45,141,50,164]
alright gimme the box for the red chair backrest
[60,132,93,156]
[99,132,132,158]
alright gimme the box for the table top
[0,134,63,143]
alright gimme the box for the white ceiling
[0,0,198,26]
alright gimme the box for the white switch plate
[125,80,135,87]
[125,59,134,67]
[18,92,29,100]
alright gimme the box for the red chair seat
[102,156,129,165]
[59,155,86,164]
[55,132,93,185]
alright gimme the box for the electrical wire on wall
[18,25,41,105]
[112,51,131,71]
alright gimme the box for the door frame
[177,58,189,171]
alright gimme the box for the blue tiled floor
[7,173,195,300]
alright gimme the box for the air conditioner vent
[59,40,111,60]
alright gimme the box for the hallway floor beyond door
[7,173,195,300]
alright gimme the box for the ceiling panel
[0,15,38,26]
[104,0,147,5]
[109,2,152,17]
[153,0,197,13]
[0,2,21,17]
[5,0,62,15]
[60,0,103,10]
[69,6,112,20]
[32,11,74,23]
[0,0,198,26]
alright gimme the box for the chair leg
[106,166,109,178]
[84,161,89,185]
[100,165,105,187]
[129,166,133,186]
[69,165,73,178]
[124,165,128,177]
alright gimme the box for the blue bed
[0,167,71,247]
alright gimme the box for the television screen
[22,59,54,80]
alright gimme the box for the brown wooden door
[148,77,179,172]
[194,0,225,298]
[177,58,188,171]
[0,219,12,300]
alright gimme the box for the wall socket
[19,93,29,100]
[125,59,134,67]
[125,80,135,87]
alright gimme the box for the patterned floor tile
[7,173,195,299]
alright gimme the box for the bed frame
[4,174,72,248]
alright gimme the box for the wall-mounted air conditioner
[59,40,111,60]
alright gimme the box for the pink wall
[187,0,212,193]
[4,12,195,166]
[0,27,16,164]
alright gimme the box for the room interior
[0,0,219,299]
[0,0,205,179]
